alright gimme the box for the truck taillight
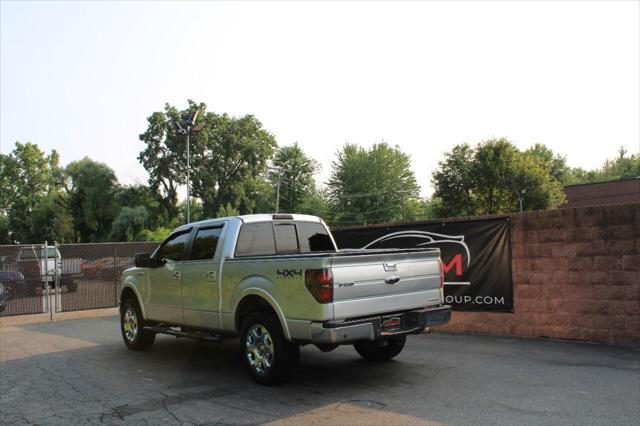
[305,269,333,303]
[438,259,444,290]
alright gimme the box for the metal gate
[0,241,159,317]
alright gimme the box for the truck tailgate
[330,249,442,319]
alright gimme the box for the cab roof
[174,213,322,232]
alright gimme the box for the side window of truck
[297,222,336,252]
[235,222,276,257]
[156,231,191,261]
[190,226,223,260]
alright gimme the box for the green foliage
[217,203,240,217]
[135,227,172,242]
[0,143,70,243]
[116,185,165,229]
[566,147,640,184]
[66,157,120,242]
[30,192,74,243]
[270,143,317,213]
[110,206,149,242]
[524,144,570,183]
[245,176,276,214]
[432,138,566,217]
[0,215,10,244]
[430,144,477,218]
[138,100,277,221]
[327,142,420,226]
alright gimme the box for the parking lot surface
[1,315,638,425]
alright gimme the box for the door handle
[385,275,400,285]
[206,271,216,280]
[172,271,181,280]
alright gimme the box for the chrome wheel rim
[123,307,138,342]
[245,324,274,374]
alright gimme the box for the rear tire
[354,336,406,361]
[120,298,155,350]
[240,311,299,385]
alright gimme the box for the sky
[1,1,639,197]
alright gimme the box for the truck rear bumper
[309,305,451,345]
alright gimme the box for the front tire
[240,311,299,385]
[120,299,155,350]
[354,336,406,361]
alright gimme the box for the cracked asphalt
[0,315,638,425]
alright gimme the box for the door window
[190,227,223,260]
[156,231,190,261]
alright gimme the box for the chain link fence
[0,244,49,316]
[0,242,159,317]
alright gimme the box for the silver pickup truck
[119,214,451,384]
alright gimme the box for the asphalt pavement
[0,315,638,425]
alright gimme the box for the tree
[110,206,149,241]
[431,144,477,217]
[138,103,199,220]
[566,147,640,184]
[0,142,71,243]
[524,143,570,183]
[66,158,120,242]
[191,111,277,215]
[136,227,172,242]
[327,142,420,226]
[116,185,165,229]
[432,138,566,217]
[139,101,277,220]
[269,143,317,213]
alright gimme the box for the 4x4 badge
[277,269,302,278]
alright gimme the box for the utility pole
[275,174,281,213]
[268,165,294,214]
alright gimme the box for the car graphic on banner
[361,230,471,286]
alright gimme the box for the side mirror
[134,253,164,268]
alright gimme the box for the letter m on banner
[442,254,463,276]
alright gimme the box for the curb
[0,307,118,326]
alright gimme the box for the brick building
[562,178,640,208]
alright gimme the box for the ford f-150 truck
[119,214,451,384]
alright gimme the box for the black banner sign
[332,217,513,312]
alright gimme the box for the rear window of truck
[297,222,335,252]
[235,221,335,257]
[273,224,299,253]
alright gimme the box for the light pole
[268,166,283,213]
[515,189,526,213]
[174,111,204,223]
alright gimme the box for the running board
[144,326,222,342]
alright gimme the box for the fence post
[114,246,118,308]
[54,241,61,313]
[44,241,52,321]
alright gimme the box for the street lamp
[515,189,527,213]
[268,166,283,213]
[174,111,205,223]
